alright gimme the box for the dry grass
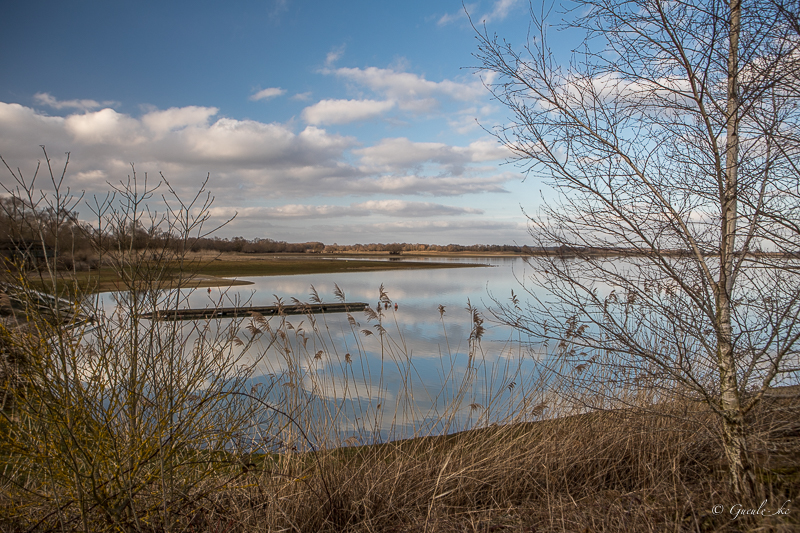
[26,252,487,294]
[3,327,798,532]
[168,400,796,533]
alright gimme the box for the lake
[170,256,544,446]
[94,254,800,450]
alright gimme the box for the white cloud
[325,44,346,67]
[354,173,513,196]
[72,169,107,186]
[355,137,509,173]
[208,204,352,219]
[270,0,289,19]
[0,99,514,213]
[438,1,520,27]
[446,104,496,134]
[0,100,358,200]
[208,200,482,220]
[64,108,146,145]
[436,3,477,26]
[328,67,484,111]
[544,72,695,116]
[463,139,509,162]
[354,200,483,216]
[356,138,459,170]
[369,219,520,232]
[437,12,461,26]
[292,92,313,101]
[301,99,395,125]
[142,106,218,135]
[33,92,118,112]
[0,102,67,148]
[480,0,521,23]
[250,87,286,101]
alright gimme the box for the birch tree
[477,0,800,495]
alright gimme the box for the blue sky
[0,0,548,245]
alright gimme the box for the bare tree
[476,0,800,496]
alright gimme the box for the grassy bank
[180,254,486,278]
[4,391,797,532]
[27,252,488,293]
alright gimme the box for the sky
[0,0,553,246]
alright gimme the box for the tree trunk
[719,329,756,495]
[718,0,755,497]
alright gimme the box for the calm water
[186,256,527,347]
[98,255,800,447]
[175,256,543,444]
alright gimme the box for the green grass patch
[180,257,484,277]
[26,256,487,294]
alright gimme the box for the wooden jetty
[0,281,95,330]
[139,302,369,321]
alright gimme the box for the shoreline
[34,252,492,293]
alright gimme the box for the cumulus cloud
[349,173,513,196]
[464,139,510,162]
[33,92,118,112]
[325,67,484,112]
[355,137,510,173]
[355,138,459,170]
[301,98,395,125]
[369,219,521,232]
[0,100,515,204]
[141,106,218,135]
[542,72,696,115]
[250,87,286,101]
[0,100,358,200]
[221,168,512,198]
[65,108,146,145]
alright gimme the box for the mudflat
[30,252,490,293]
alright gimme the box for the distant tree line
[322,242,530,254]
[0,197,96,271]
[189,237,325,254]
[5,200,788,274]
[1,200,535,272]
[174,238,530,255]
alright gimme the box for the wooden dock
[139,302,369,321]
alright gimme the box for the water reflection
[92,257,547,446]
[187,257,541,443]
